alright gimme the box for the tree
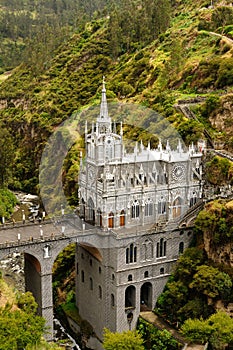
[174,248,204,283]
[0,126,14,186]
[0,303,45,350]
[103,328,144,350]
[189,265,232,300]
[137,318,179,350]
[181,311,233,349]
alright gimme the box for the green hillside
[0,0,232,195]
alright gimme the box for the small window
[81,270,84,283]
[90,277,93,290]
[128,274,133,281]
[111,294,115,307]
[160,267,164,275]
[144,271,149,278]
[81,253,84,259]
[99,266,102,274]
[112,274,115,281]
[179,242,184,254]
[99,285,102,299]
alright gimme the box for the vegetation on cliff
[0,0,232,197]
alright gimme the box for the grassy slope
[0,0,232,191]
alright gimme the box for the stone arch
[140,282,152,310]
[125,285,136,309]
[24,253,42,314]
[78,243,103,262]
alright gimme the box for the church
[75,79,203,347]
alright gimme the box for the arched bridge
[0,215,152,340]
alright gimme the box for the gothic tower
[76,79,203,349]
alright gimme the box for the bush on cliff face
[205,156,233,186]
[195,200,233,244]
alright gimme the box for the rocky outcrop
[203,230,233,267]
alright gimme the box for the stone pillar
[41,272,54,340]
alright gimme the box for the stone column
[40,271,54,340]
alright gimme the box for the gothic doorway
[140,282,152,311]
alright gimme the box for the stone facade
[76,80,203,345]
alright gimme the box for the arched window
[97,208,102,227]
[179,242,184,254]
[131,200,140,219]
[120,210,126,227]
[172,197,182,218]
[88,197,95,224]
[189,192,197,207]
[128,274,133,281]
[108,212,114,228]
[143,239,153,260]
[160,267,164,275]
[81,270,85,283]
[158,197,166,215]
[126,244,137,264]
[156,238,167,258]
[145,199,153,217]
[144,271,149,278]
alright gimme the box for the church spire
[97,76,111,133]
[99,76,109,120]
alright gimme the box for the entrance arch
[125,285,136,309]
[140,282,152,310]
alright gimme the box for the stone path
[140,311,206,350]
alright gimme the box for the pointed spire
[140,140,144,152]
[158,139,162,152]
[99,76,109,120]
[177,139,183,153]
[166,140,171,152]
[120,122,123,136]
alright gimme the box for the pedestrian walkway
[140,311,206,350]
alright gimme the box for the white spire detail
[99,76,109,120]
